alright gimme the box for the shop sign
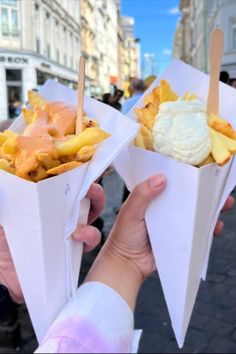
[0,56,29,64]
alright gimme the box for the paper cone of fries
[0,79,139,343]
[114,60,236,348]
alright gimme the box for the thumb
[120,174,166,222]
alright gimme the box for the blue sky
[121,0,180,77]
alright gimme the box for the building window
[47,44,51,59]
[6,69,22,119]
[56,49,59,63]
[64,54,67,66]
[6,69,21,81]
[231,20,236,50]
[11,9,18,35]
[1,0,17,5]
[1,8,9,35]
[37,69,54,86]
[36,38,40,53]
[1,4,19,36]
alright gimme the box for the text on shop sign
[0,56,29,64]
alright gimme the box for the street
[0,171,236,353]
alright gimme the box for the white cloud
[162,48,172,56]
[167,6,180,15]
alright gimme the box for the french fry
[0,133,9,147]
[134,103,158,129]
[0,130,17,149]
[209,114,236,139]
[0,159,15,174]
[2,136,17,155]
[2,130,17,139]
[210,128,231,166]
[216,131,236,153]
[36,152,61,170]
[76,145,96,162]
[140,124,154,151]
[47,161,82,175]
[1,90,110,181]
[59,155,76,164]
[28,91,47,110]
[22,108,34,125]
[183,92,199,101]
[56,128,110,156]
[143,88,160,106]
[29,166,48,182]
[135,130,146,149]
[159,80,178,103]
[198,154,215,167]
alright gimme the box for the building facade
[80,0,120,95]
[173,0,191,64]
[173,0,236,78]
[0,0,81,119]
[120,15,141,95]
[0,0,141,119]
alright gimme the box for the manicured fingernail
[149,174,166,189]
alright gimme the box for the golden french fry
[47,161,82,175]
[159,80,178,103]
[28,91,47,109]
[140,124,154,151]
[198,154,215,167]
[135,130,146,149]
[36,152,61,170]
[59,155,76,164]
[0,159,15,174]
[29,166,48,182]
[183,92,199,101]
[210,128,231,166]
[22,108,34,125]
[209,114,236,139]
[56,128,110,156]
[2,130,17,138]
[134,103,158,130]
[143,88,159,106]
[216,130,236,153]
[2,136,17,155]
[76,145,96,162]
[0,134,9,147]
[0,130,17,148]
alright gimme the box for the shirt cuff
[36,282,136,353]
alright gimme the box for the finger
[86,183,106,224]
[120,174,166,222]
[72,224,102,253]
[221,196,234,212]
[214,220,224,236]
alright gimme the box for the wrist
[105,239,145,283]
[85,242,143,311]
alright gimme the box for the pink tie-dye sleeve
[36,282,141,354]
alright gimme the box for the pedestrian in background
[220,71,230,85]
[122,78,146,115]
[109,89,124,111]
[102,93,111,105]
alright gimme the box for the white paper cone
[2,80,139,342]
[114,60,236,347]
